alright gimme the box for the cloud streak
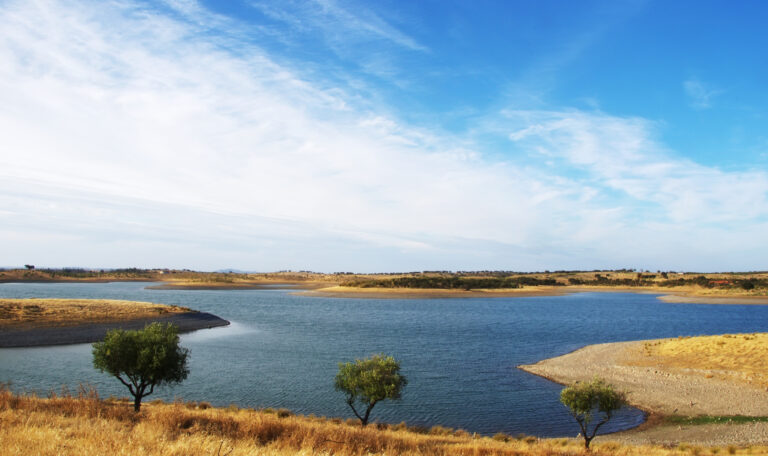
[684,78,722,109]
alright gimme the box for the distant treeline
[342,274,767,291]
[657,275,767,290]
[38,268,156,279]
[568,274,767,290]
[341,276,563,289]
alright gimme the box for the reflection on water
[181,321,257,343]
[1,282,767,437]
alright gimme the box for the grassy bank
[632,333,768,388]
[0,299,191,330]
[1,385,762,456]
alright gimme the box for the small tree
[560,377,627,449]
[334,353,407,426]
[93,322,189,411]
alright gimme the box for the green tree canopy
[334,353,407,426]
[560,377,627,449]
[93,322,189,411]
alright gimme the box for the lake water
[2,282,767,437]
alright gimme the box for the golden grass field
[635,333,768,389]
[1,385,764,456]
[0,299,190,330]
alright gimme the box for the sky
[0,0,767,272]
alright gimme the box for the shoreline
[519,339,768,445]
[0,311,230,348]
[298,285,768,304]
[4,277,768,303]
[145,281,330,290]
[295,285,572,299]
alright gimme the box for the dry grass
[0,299,190,330]
[1,385,766,456]
[635,333,768,388]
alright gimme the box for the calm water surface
[2,282,767,437]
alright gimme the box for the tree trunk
[133,394,142,412]
[361,402,375,427]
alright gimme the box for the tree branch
[588,418,610,440]
[346,397,364,422]
[115,375,135,396]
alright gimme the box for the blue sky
[0,0,766,272]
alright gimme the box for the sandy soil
[658,294,768,305]
[610,421,768,447]
[520,340,768,445]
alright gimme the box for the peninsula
[520,333,768,446]
[0,298,229,347]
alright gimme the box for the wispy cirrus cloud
[683,77,722,109]
[507,110,768,224]
[248,0,426,52]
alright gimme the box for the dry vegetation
[634,333,768,389]
[0,299,190,330]
[1,385,763,456]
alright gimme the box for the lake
[2,282,767,437]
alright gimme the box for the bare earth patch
[520,334,768,446]
[0,298,190,330]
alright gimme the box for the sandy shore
[0,312,229,348]
[520,340,768,445]
[658,294,768,305]
[146,281,331,290]
[299,285,768,305]
[295,285,573,299]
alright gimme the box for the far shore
[145,281,332,290]
[519,337,768,446]
[298,285,768,305]
[2,268,766,304]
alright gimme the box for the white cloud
[505,110,768,225]
[248,0,426,52]
[0,0,766,271]
[684,78,722,109]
